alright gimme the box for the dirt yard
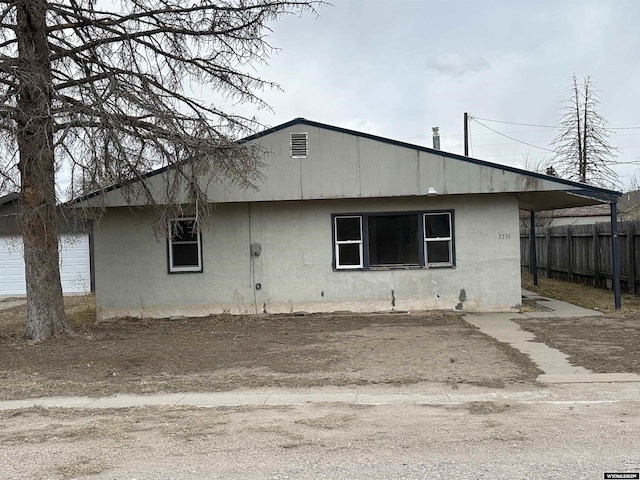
[513,316,640,374]
[0,296,540,400]
[519,273,640,374]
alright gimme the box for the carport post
[530,211,538,286]
[610,202,621,309]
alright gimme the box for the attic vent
[290,132,308,158]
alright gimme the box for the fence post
[546,227,552,278]
[530,211,538,286]
[627,222,635,295]
[611,203,621,309]
[593,223,600,288]
[567,226,573,283]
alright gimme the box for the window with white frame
[334,216,363,269]
[168,218,202,273]
[333,211,454,270]
[424,212,453,266]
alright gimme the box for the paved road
[1,382,639,479]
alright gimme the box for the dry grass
[0,294,96,336]
[519,272,640,374]
[521,272,640,315]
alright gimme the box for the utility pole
[464,112,469,156]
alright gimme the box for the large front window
[333,211,454,270]
[168,218,202,273]
[368,214,419,266]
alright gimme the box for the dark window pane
[336,217,361,241]
[172,220,198,242]
[426,240,451,264]
[338,244,361,266]
[368,215,419,265]
[425,214,450,238]
[172,243,199,267]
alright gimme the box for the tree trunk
[16,0,71,340]
[573,77,586,183]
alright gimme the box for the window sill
[334,265,455,272]
[369,265,422,271]
[168,268,203,274]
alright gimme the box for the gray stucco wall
[94,194,522,320]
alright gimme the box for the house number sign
[498,233,512,240]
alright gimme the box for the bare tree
[519,154,554,176]
[552,75,618,188]
[623,172,640,193]
[0,0,320,341]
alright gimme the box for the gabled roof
[76,117,622,211]
[244,118,621,203]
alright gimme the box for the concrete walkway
[464,289,640,384]
[2,381,640,412]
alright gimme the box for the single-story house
[0,193,93,296]
[79,118,621,320]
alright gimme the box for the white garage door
[0,234,91,296]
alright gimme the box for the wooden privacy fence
[520,221,640,294]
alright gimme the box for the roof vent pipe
[432,127,440,150]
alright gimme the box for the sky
[227,0,640,190]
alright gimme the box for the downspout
[530,211,538,286]
[610,202,621,309]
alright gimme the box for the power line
[472,115,640,131]
[472,116,556,129]
[470,118,555,153]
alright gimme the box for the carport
[517,185,622,308]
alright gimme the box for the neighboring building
[79,118,620,321]
[520,204,611,228]
[548,205,611,226]
[618,190,640,221]
[0,193,93,296]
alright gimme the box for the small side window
[424,212,453,266]
[334,216,363,269]
[168,218,202,273]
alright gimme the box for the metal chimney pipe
[432,127,440,150]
